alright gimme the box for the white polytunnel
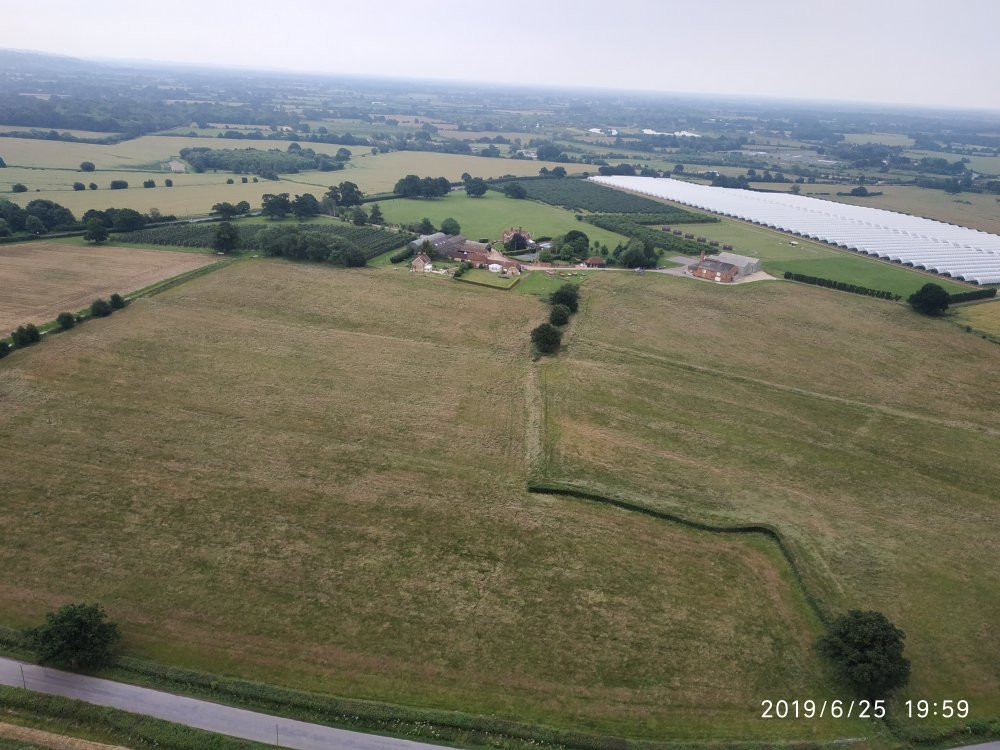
[590,176,1000,285]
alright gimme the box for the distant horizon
[5,45,1000,120]
[3,0,999,112]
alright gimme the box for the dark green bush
[531,323,562,354]
[11,323,41,347]
[91,298,113,317]
[0,341,10,358]
[26,603,120,668]
[109,293,126,310]
[56,312,76,330]
[550,283,579,313]
[550,304,571,326]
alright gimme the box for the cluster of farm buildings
[407,225,762,284]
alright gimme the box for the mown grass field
[377,191,628,246]
[0,260,869,743]
[0,241,216,332]
[538,272,1000,734]
[658,216,972,297]
[952,298,1000,338]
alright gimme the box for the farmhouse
[584,256,607,268]
[691,257,739,283]
[410,252,432,272]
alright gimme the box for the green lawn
[514,270,594,297]
[455,268,520,288]
[376,191,628,247]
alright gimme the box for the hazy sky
[5,0,1000,110]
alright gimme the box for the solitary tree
[26,603,120,669]
[79,161,96,172]
[816,610,910,699]
[261,193,291,219]
[12,183,28,193]
[368,203,384,224]
[109,293,126,310]
[84,219,108,244]
[531,323,562,355]
[464,177,488,197]
[441,217,461,235]
[418,217,435,234]
[908,283,950,316]
[212,221,239,253]
[56,312,76,330]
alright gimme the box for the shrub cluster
[389,246,415,264]
[530,283,582,356]
[258,226,366,266]
[783,271,900,300]
[4,295,127,357]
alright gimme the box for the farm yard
[0,242,217,332]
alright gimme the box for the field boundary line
[526,480,832,626]
[582,340,1000,437]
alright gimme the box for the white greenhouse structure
[591,176,1000,285]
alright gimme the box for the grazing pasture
[539,272,1000,732]
[952,298,1000,339]
[0,242,216,332]
[0,260,860,743]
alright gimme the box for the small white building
[487,262,503,273]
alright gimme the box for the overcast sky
[4,0,999,111]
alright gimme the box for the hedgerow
[949,287,997,303]
[783,271,901,300]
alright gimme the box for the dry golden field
[0,242,215,332]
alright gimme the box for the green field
[538,272,1000,736]
[455,268,520,288]
[662,216,972,297]
[1,259,883,744]
[376,191,629,247]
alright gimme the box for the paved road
[946,744,1000,750]
[0,656,446,750]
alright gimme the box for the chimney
[699,249,705,263]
